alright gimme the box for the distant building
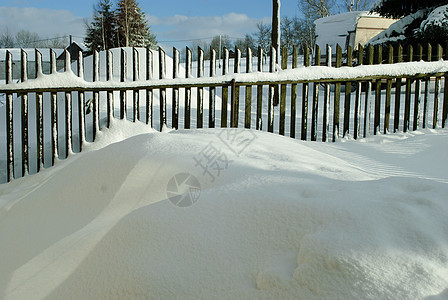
[57,41,89,63]
[314,11,398,52]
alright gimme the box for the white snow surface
[0,122,447,299]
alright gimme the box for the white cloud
[0,6,85,39]
[149,13,271,43]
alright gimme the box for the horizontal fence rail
[0,43,447,183]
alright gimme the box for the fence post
[5,51,13,181]
[209,47,216,128]
[343,45,353,138]
[173,47,180,129]
[231,46,241,128]
[256,46,263,130]
[146,48,153,127]
[245,47,252,129]
[159,47,166,131]
[423,43,432,128]
[185,47,192,129]
[21,50,29,176]
[64,50,72,158]
[311,45,320,141]
[268,46,276,133]
[374,45,382,135]
[291,45,298,139]
[333,44,342,142]
[197,47,204,128]
[363,44,373,138]
[49,50,58,165]
[279,46,287,136]
[120,48,127,120]
[221,48,229,128]
[404,45,413,132]
[353,44,363,139]
[133,48,139,122]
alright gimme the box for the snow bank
[0,125,447,299]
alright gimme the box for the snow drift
[0,124,447,299]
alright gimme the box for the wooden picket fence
[1,43,447,183]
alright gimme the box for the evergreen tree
[84,0,117,52]
[372,0,448,19]
[116,0,156,48]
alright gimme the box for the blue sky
[1,0,301,48]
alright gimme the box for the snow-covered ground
[0,119,447,299]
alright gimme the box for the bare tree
[0,27,15,48]
[337,0,376,12]
[15,30,40,48]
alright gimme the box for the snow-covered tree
[85,0,118,52]
[116,0,156,48]
[372,0,448,19]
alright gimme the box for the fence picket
[36,50,44,166]
[197,47,204,128]
[64,50,72,158]
[322,45,331,142]
[93,50,99,140]
[404,45,413,132]
[50,50,58,165]
[106,50,113,127]
[231,47,241,128]
[77,50,85,152]
[185,47,192,129]
[146,48,153,126]
[221,48,229,128]
[433,44,443,128]
[354,44,363,139]
[279,46,287,136]
[333,45,342,141]
[173,47,180,129]
[301,47,310,140]
[245,47,252,129]
[256,46,263,130]
[159,47,167,130]
[311,45,320,141]
[384,45,393,133]
[209,47,216,128]
[133,48,139,122]
[423,44,431,128]
[5,51,13,181]
[21,50,29,175]
[394,45,403,132]
[374,45,382,135]
[343,45,353,137]
[268,47,276,133]
[120,49,127,120]
[363,45,374,137]
[413,44,423,130]
[291,46,298,139]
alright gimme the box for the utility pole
[271,0,281,65]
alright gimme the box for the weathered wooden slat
[159,47,167,130]
[209,47,216,128]
[404,45,413,132]
[173,47,180,129]
[423,43,431,128]
[36,50,44,167]
[231,79,237,128]
[279,46,287,135]
[354,44,363,139]
[374,45,382,135]
[50,49,58,165]
[133,48,139,122]
[443,73,448,128]
[221,48,229,128]
[322,45,331,142]
[244,47,252,129]
[92,50,99,141]
[64,91,72,158]
[106,49,113,127]
[21,50,28,175]
[384,45,393,134]
[185,47,192,129]
[343,45,353,137]
[120,48,127,120]
[146,48,153,126]
[311,45,320,141]
[413,44,423,131]
[291,45,298,139]
[363,45,374,138]
[394,45,403,132]
[302,47,310,140]
[256,46,263,130]
[333,45,342,142]
[5,51,13,181]
[433,44,443,128]
[268,47,276,133]
[197,47,204,128]
[77,50,85,152]
[231,47,241,128]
